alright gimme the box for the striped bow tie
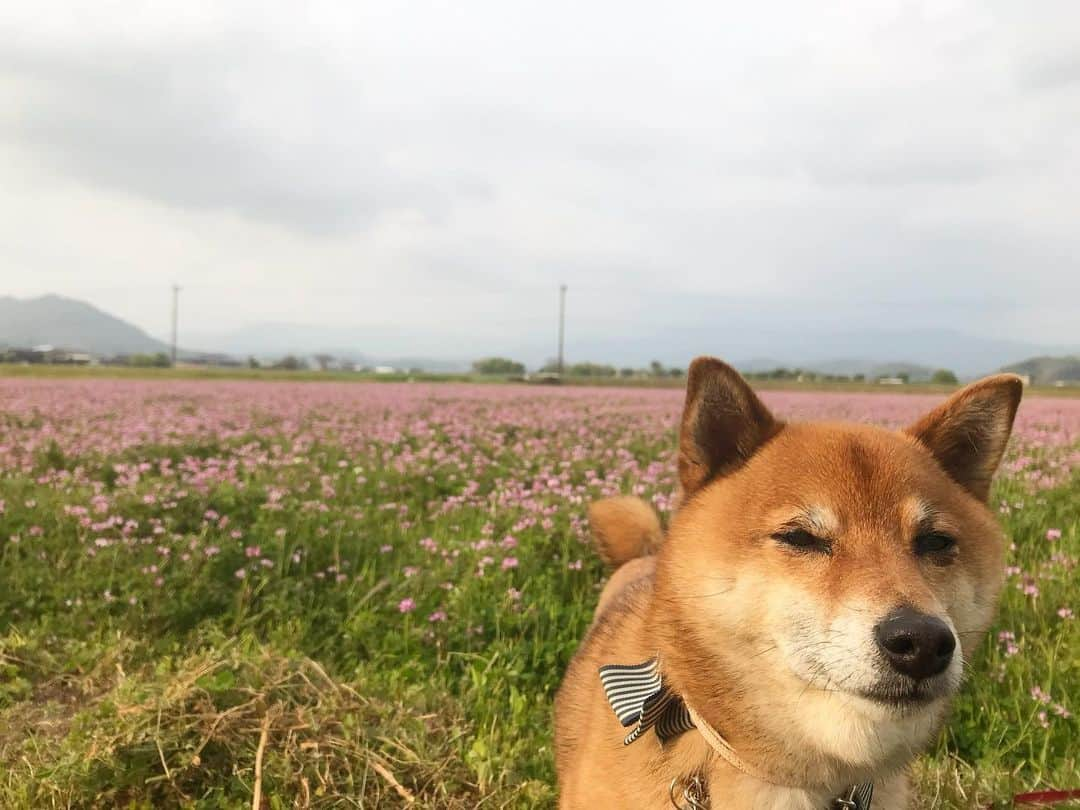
[599,658,696,745]
[598,658,874,810]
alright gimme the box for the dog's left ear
[905,375,1023,502]
[678,357,779,497]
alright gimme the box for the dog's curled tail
[588,496,663,568]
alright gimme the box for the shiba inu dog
[554,357,1022,809]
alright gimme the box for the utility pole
[557,283,567,376]
[170,284,180,367]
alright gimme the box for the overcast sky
[1,0,1078,354]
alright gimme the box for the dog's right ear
[905,374,1023,503]
[678,357,779,497]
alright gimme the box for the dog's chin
[788,666,954,719]
[853,676,955,716]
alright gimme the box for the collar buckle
[833,783,874,810]
[669,775,709,810]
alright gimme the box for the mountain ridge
[0,294,172,357]
[1000,355,1080,385]
[1,294,1076,378]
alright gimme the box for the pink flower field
[3,378,1079,484]
[0,378,1077,808]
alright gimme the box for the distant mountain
[565,325,1077,379]
[1000,355,1080,385]
[186,323,471,372]
[0,297,467,370]
[0,295,172,356]
[145,318,1080,377]
[3,294,1075,377]
[803,359,936,381]
[187,322,379,360]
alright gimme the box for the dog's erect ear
[678,357,779,497]
[905,375,1023,502]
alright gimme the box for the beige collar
[598,657,875,809]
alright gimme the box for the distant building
[3,346,97,365]
[373,365,397,375]
[2,348,42,364]
[1016,374,1032,387]
[877,377,905,385]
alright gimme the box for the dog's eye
[914,532,956,555]
[773,529,831,554]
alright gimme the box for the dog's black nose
[874,607,956,680]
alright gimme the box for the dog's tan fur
[588,496,664,568]
[555,357,1022,809]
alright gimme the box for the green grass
[0,413,1076,807]
[913,475,1079,808]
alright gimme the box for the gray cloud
[1,37,477,232]
[1019,52,1080,91]
[1,0,1079,352]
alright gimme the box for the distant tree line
[0,344,964,387]
[742,368,868,383]
[742,367,960,384]
[469,357,686,378]
[272,355,308,371]
[473,357,526,375]
[121,352,172,368]
[551,362,620,377]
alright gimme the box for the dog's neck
[663,733,874,810]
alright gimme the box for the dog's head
[654,357,1021,774]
